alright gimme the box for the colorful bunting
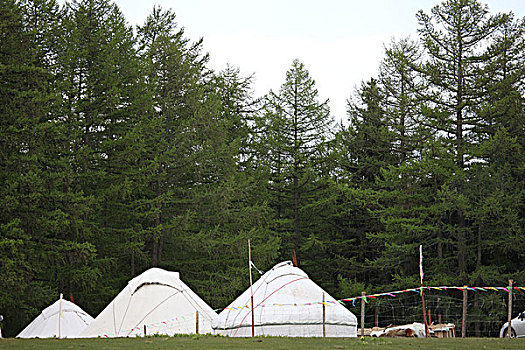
[98,284,525,337]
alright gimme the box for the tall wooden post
[196,311,199,335]
[508,280,513,338]
[58,293,63,339]
[375,306,378,328]
[462,286,467,338]
[419,245,429,337]
[421,287,429,337]
[322,293,326,337]
[248,239,255,337]
[360,292,366,336]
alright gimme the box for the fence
[349,281,525,338]
[210,283,525,338]
[102,283,525,338]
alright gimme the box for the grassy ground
[1,336,525,350]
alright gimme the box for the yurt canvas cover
[81,268,217,337]
[213,261,358,337]
[17,298,93,338]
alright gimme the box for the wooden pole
[196,311,199,335]
[421,286,429,337]
[374,306,378,328]
[58,293,62,339]
[144,324,146,337]
[248,239,254,337]
[322,293,326,337]
[508,280,513,338]
[360,291,366,336]
[462,286,467,338]
[419,245,429,337]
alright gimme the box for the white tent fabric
[213,261,358,337]
[81,268,217,337]
[17,298,93,338]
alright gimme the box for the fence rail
[349,280,525,338]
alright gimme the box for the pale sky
[97,1,525,120]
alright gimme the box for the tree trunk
[294,173,300,265]
[457,210,466,279]
[474,291,480,337]
[293,81,300,265]
[437,227,443,260]
[399,79,406,164]
[152,237,158,266]
[456,60,466,277]
[152,176,162,267]
[475,226,482,336]
[131,249,135,277]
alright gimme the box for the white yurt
[81,267,217,337]
[213,261,358,337]
[17,296,93,338]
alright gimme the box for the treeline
[0,0,523,337]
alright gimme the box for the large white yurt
[81,267,217,337]
[17,296,93,338]
[213,261,358,337]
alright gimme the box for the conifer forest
[1,0,524,337]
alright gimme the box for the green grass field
[1,336,525,350]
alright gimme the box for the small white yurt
[17,296,93,338]
[213,261,358,337]
[81,267,217,337]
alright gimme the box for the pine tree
[466,12,525,283]
[331,79,399,291]
[135,6,211,268]
[0,2,38,335]
[415,0,507,279]
[370,138,459,288]
[259,59,334,264]
[0,0,92,335]
[344,79,398,186]
[416,0,506,168]
[54,0,147,312]
[475,13,525,142]
[379,37,428,163]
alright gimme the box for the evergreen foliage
[0,0,523,338]
[258,59,334,264]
